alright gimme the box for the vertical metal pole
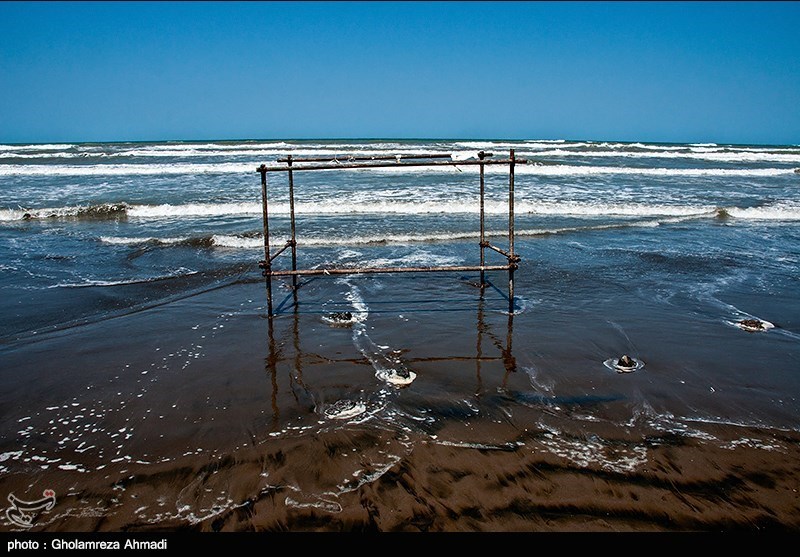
[266,316,279,430]
[290,302,309,407]
[508,149,516,314]
[259,164,273,317]
[503,309,516,385]
[479,150,486,287]
[475,284,485,397]
[287,155,298,293]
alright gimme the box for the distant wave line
[0,200,725,221]
[5,201,800,222]
[0,162,796,177]
[2,143,800,162]
[91,214,719,250]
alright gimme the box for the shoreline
[1,277,799,532]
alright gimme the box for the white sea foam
[725,205,800,220]
[520,148,800,163]
[49,269,197,288]
[344,282,370,323]
[127,202,261,217]
[322,400,367,420]
[0,152,87,159]
[100,232,482,250]
[435,440,524,451]
[1,200,716,222]
[0,143,75,151]
[0,162,253,176]
[99,236,186,245]
[195,199,712,217]
[285,495,342,513]
[117,142,296,151]
[208,234,259,248]
[2,200,763,239]
[3,139,799,162]
[0,160,795,177]
[539,433,648,473]
[364,164,795,177]
[0,451,23,462]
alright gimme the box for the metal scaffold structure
[256,149,523,316]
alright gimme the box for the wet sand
[1,276,799,532]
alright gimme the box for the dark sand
[1,277,799,532]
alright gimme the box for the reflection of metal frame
[256,149,524,316]
[264,285,516,428]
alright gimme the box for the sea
[1,139,799,530]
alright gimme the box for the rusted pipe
[266,264,511,277]
[258,164,273,316]
[481,242,520,262]
[277,153,468,163]
[479,150,486,287]
[508,149,516,314]
[260,158,527,173]
[287,155,298,291]
[265,240,294,262]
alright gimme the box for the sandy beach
[2,273,799,532]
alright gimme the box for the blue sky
[1,1,798,144]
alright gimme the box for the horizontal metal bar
[267,264,512,277]
[258,158,527,173]
[276,153,495,163]
[277,153,458,163]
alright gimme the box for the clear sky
[1,1,798,145]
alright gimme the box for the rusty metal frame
[256,149,522,316]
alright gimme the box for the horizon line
[1,137,798,149]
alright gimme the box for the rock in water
[618,354,635,368]
[737,318,771,332]
[740,319,763,330]
[328,311,352,322]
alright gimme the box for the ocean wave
[209,234,264,248]
[0,147,455,160]
[452,140,574,150]
[0,143,75,151]
[89,205,790,251]
[105,147,457,158]
[99,231,480,249]
[10,200,799,223]
[317,164,797,177]
[99,236,191,246]
[5,144,798,162]
[723,205,800,220]
[0,201,261,221]
[0,152,89,159]
[107,142,297,151]
[95,215,703,251]
[49,268,198,288]
[2,138,798,158]
[519,148,800,163]
[2,200,717,222]
[1,160,797,177]
[0,203,130,221]
[0,162,252,176]
[127,202,261,218]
